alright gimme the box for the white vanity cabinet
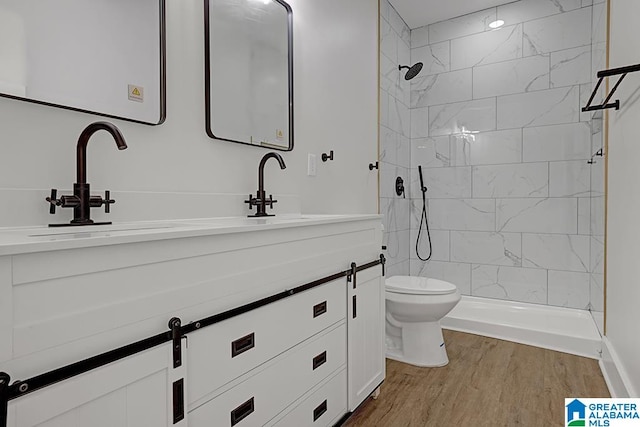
[0,215,384,427]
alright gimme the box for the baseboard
[600,337,636,397]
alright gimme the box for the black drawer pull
[231,397,255,426]
[313,301,327,318]
[232,333,255,358]
[352,295,357,319]
[313,400,328,421]
[312,351,327,370]
[172,379,184,424]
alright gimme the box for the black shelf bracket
[582,63,640,112]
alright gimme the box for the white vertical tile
[451,231,522,266]
[410,260,472,295]
[389,5,410,45]
[548,270,590,309]
[380,53,396,96]
[523,122,591,161]
[384,228,411,266]
[497,0,583,24]
[380,0,390,21]
[411,167,472,198]
[590,154,605,196]
[429,199,496,232]
[410,107,429,139]
[411,25,429,49]
[473,55,550,99]
[389,97,410,137]
[522,233,590,272]
[497,86,580,129]
[590,273,604,311]
[472,264,548,304]
[590,196,605,236]
[380,92,390,129]
[592,2,607,44]
[523,8,592,56]
[582,0,594,6]
[410,228,450,262]
[497,198,578,233]
[379,126,397,164]
[429,98,497,137]
[550,46,592,88]
[387,259,410,277]
[549,160,591,197]
[411,136,450,168]
[473,163,549,198]
[590,235,604,274]
[450,129,522,166]
[381,197,410,232]
[411,41,450,76]
[411,69,472,108]
[380,18,397,62]
[578,197,591,235]
[429,8,497,44]
[450,24,523,70]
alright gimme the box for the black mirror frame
[0,0,167,126]
[204,0,294,151]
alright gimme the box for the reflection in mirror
[205,0,293,150]
[0,0,166,125]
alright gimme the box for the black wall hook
[321,151,334,162]
[369,162,379,170]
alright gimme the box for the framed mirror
[205,0,293,151]
[0,0,166,125]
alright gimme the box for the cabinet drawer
[189,323,346,427]
[188,278,346,405]
[269,369,347,427]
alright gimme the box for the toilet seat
[386,276,457,296]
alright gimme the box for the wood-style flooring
[344,330,609,427]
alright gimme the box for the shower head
[399,62,423,80]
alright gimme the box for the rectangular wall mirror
[205,0,293,151]
[0,0,166,125]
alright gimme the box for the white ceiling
[389,0,509,29]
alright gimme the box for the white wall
[606,0,640,397]
[0,0,379,226]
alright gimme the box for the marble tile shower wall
[380,1,412,277]
[406,0,607,310]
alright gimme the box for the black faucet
[46,121,128,227]
[245,152,286,217]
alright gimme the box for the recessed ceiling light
[489,20,505,29]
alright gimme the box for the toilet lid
[385,276,458,295]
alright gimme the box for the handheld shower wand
[416,165,433,261]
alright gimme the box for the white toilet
[385,275,461,367]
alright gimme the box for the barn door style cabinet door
[347,264,385,411]
[6,341,188,427]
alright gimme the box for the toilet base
[385,320,450,367]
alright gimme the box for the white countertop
[0,214,382,255]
